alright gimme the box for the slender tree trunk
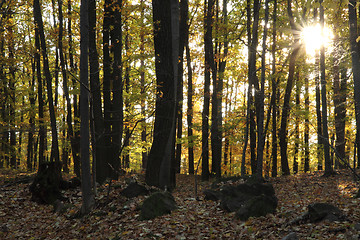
[248,0,261,175]
[123,23,130,169]
[175,0,188,174]
[27,59,36,171]
[140,0,148,170]
[67,0,81,177]
[186,43,194,175]
[279,0,299,176]
[255,0,269,178]
[8,12,16,169]
[58,0,80,175]
[319,0,333,176]
[333,29,347,169]
[110,0,123,178]
[271,0,278,177]
[80,0,95,214]
[34,26,46,167]
[33,0,61,167]
[304,76,310,172]
[202,0,214,181]
[89,0,105,182]
[293,71,300,174]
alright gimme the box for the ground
[1,169,360,239]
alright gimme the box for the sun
[300,23,333,56]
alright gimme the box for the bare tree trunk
[80,0,94,214]
[33,0,60,166]
[319,0,333,176]
[349,0,360,171]
[202,0,214,181]
[271,0,278,177]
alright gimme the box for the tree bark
[271,0,278,177]
[319,0,333,176]
[349,0,360,170]
[279,0,299,176]
[33,0,60,166]
[255,0,269,178]
[202,0,214,181]
[80,0,95,214]
[145,0,178,189]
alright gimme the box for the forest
[1,0,360,239]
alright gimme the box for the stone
[204,181,278,221]
[307,203,346,223]
[235,194,278,221]
[140,192,177,220]
[281,232,298,240]
[121,182,149,198]
[203,189,222,201]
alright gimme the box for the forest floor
[1,169,360,239]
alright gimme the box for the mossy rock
[140,192,177,220]
[236,194,278,221]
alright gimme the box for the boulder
[140,192,177,220]
[281,232,298,240]
[236,194,278,221]
[121,182,149,198]
[204,189,222,201]
[307,203,346,223]
[204,182,277,221]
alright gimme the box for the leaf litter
[1,169,360,239]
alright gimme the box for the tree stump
[29,162,63,204]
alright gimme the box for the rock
[204,182,278,221]
[281,232,298,240]
[307,203,346,223]
[235,194,278,221]
[53,200,65,213]
[59,177,81,190]
[140,192,177,220]
[121,182,149,198]
[203,189,222,201]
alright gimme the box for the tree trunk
[349,0,360,170]
[184,9,194,175]
[80,0,95,214]
[279,0,299,176]
[33,0,61,166]
[140,0,148,170]
[271,0,278,178]
[8,12,16,169]
[319,0,333,176]
[89,0,105,182]
[202,0,214,181]
[145,0,178,189]
[256,0,269,179]
[304,76,310,172]
[110,0,123,179]
[175,0,188,174]
[293,70,300,174]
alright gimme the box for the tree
[33,0,60,167]
[79,0,95,214]
[348,0,360,169]
[255,0,270,178]
[278,0,301,176]
[202,0,214,181]
[145,0,178,189]
[319,0,333,176]
[271,0,278,177]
